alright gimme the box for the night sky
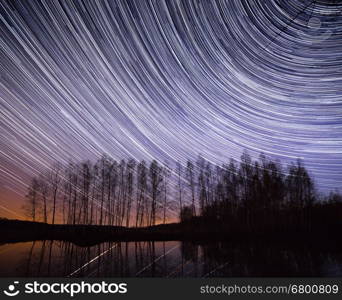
[1,0,342,219]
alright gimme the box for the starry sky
[0,0,342,219]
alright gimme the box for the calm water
[0,240,342,277]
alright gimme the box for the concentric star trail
[0,0,342,217]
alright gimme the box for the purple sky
[0,0,342,219]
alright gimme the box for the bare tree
[149,160,163,226]
[38,174,49,223]
[176,161,183,215]
[109,160,118,226]
[81,161,91,224]
[136,160,147,227]
[186,159,196,216]
[49,163,61,225]
[125,158,136,227]
[25,177,39,221]
[99,156,106,225]
[162,162,171,224]
[117,159,127,226]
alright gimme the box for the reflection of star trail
[166,258,193,278]
[68,243,118,277]
[135,244,179,276]
[1,0,342,218]
[203,261,230,278]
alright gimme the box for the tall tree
[117,159,127,226]
[38,174,49,223]
[162,162,171,224]
[186,159,196,216]
[136,160,148,227]
[25,177,39,221]
[49,163,61,225]
[176,161,183,216]
[125,158,136,227]
[149,160,163,226]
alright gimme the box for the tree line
[25,155,171,227]
[24,151,342,229]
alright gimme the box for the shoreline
[1,218,341,247]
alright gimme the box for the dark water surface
[0,240,342,277]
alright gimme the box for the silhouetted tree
[136,160,148,227]
[176,161,183,214]
[149,160,163,226]
[186,159,196,216]
[125,158,136,227]
[38,174,49,223]
[50,163,61,225]
[162,162,171,224]
[180,205,194,223]
[25,177,39,221]
[24,150,336,232]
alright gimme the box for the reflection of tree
[181,242,198,262]
[198,241,326,277]
[47,241,53,276]
[13,240,342,277]
[149,241,156,277]
[37,240,46,275]
[163,241,167,275]
[25,241,36,276]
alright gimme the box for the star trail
[0,0,342,218]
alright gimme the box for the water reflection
[0,240,341,277]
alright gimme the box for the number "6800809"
[291,284,338,294]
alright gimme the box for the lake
[0,240,342,277]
